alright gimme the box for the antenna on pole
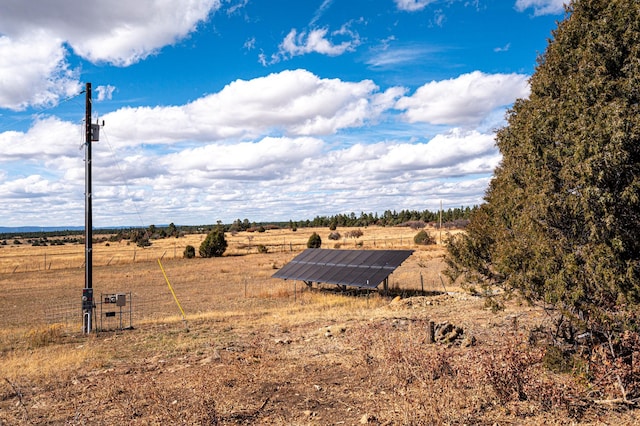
[82,82,96,334]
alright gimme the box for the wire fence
[1,232,447,333]
[0,234,434,274]
[34,275,445,334]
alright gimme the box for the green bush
[307,232,322,248]
[183,245,196,259]
[199,227,228,258]
[414,230,435,245]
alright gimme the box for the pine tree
[446,0,640,325]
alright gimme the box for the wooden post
[426,320,435,344]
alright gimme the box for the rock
[321,324,347,338]
[435,322,453,341]
[443,329,459,343]
[199,356,214,365]
[461,334,476,347]
[360,413,371,424]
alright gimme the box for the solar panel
[272,248,414,289]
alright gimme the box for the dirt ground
[1,229,640,425]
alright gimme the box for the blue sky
[0,0,567,227]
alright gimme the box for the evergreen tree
[183,245,196,259]
[199,226,228,258]
[446,0,640,327]
[307,232,322,248]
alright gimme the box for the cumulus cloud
[164,136,324,178]
[395,71,530,126]
[0,32,81,110]
[103,69,393,145]
[0,0,220,109]
[514,0,567,16]
[0,0,221,66]
[0,69,516,226]
[316,129,498,183]
[0,175,65,199]
[0,116,82,160]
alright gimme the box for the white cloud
[0,0,221,110]
[395,71,530,126]
[0,69,513,226]
[96,85,116,102]
[494,43,511,53]
[102,69,391,144]
[317,129,499,182]
[0,175,63,198]
[0,32,81,111]
[395,0,437,12]
[0,0,221,66]
[310,0,335,26]
[366,47,431,69]
[0,116,82,160]
[514,0,567,16]
[164,136,324,178]
[277,27,359,59]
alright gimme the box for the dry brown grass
[1,226,638,424]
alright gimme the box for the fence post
[427,320,435,344]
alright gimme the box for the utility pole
[82,82,94,334]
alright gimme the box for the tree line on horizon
[0,206,476,243]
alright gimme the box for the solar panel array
[272,248,414,289]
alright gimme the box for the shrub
[199,227,228,258]
[307,232,322,248]
[346,229,363,239]
[184,245,196,259]
[328,231,341,240]
[414,230,435,245]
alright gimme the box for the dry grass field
[0,226,638,425]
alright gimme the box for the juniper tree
[446,0,640,330]
[199,226,228,258]
[307,232,322,249]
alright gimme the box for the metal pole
[83,82,93,334]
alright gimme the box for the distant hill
[0,226,84,234]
